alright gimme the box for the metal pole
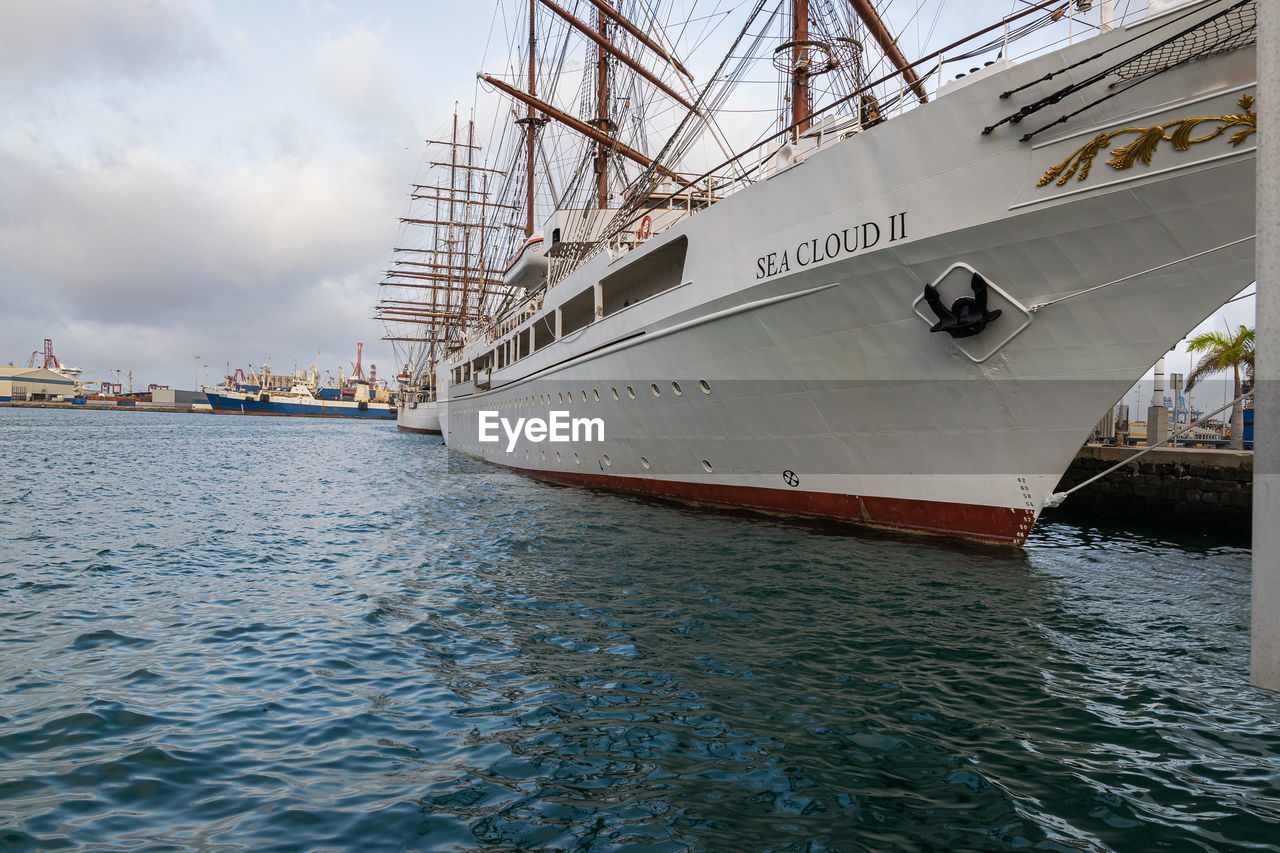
[1099,0,1114,33]
[1254,1,1279,692]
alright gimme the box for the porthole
[699,379,712,395]
[626,385,636,399]
[524,449,529,460]
[640,456,651,470]
[540,450,546,461]
[602,454,612,467]
[701,459,713,473]
[672,381,683,396]
[557,392,564,404]
[581,390,587,403]
[650,383,661,397]
[574,452,580,465]
[555,451,562,464]
[592,389,600,402]
[611,387,619,400]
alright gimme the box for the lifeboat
[502,236,547,290]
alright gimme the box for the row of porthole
[521,446,715,474]
[457,413,717,475]
[512,379,712,408]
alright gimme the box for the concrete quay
[1045,445,1253,537]
[0,400,205,414]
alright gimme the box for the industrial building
[0,367,78,402]
[148,389,207,408]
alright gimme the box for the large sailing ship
[410,0,1257,545]
[375,113,504,435]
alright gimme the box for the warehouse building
[0,367,78,401]
[148,389,207,408]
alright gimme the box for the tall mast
[462,116,475,331]
[792,0,810,135]
[447,109,459,337]
[594,0,611,209]
[525,0,537,235]
[846,0,928,105]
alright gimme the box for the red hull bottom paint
[479,457,1034,546]
[398,424,443,435]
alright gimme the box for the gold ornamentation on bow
[1038,94,1256,187]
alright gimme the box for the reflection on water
[0,408,1276,851]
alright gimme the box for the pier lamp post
[1255,3,1278,692]
[193,354,201,391]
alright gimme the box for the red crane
[349,342,367,383]
[42,339,60,370]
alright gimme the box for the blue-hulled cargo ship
[205,382,394,419]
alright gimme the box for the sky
[0,0,1255,396]
[0,0,499,389]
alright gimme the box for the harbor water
[2,409,1277,851]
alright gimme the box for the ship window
[672,381,683,396]
[600,235,688,317]
[592,389,600,402]
[626,385,636,399]
[602,454,612,468]
[650,383,661,397]
[640,456,651,469]
[560,287,595,336]
[699,379,712,395]
[532,314,555,350]
[611,387,619,400]
[573,452,580,465]
[701,459,713,473]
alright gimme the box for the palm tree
[1185,324,1255,450]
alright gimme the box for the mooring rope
[1028,235,1256,313]
[1043,391,1250,508]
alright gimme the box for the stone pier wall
[1044,446,1253,536]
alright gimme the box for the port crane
[349,342,367,383]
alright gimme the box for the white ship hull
[439,2,1256,545]
[397,397,442,434]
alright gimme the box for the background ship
[373,113,502,436]
[388,0,1256,545]
[206,345,395,419]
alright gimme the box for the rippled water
[2,408,1278,851]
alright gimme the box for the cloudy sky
[0,0,1254,392]
[0,0,500,389]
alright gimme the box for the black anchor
[922,272,1003,339]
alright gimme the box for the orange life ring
[637,215,652,239]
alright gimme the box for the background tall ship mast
[375,112,507,434]
[383,0,1256,544]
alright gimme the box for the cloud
[0,132,409,384]
[311,27,407,127]
[0,0,218,85]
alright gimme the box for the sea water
[1,408,1277,851]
